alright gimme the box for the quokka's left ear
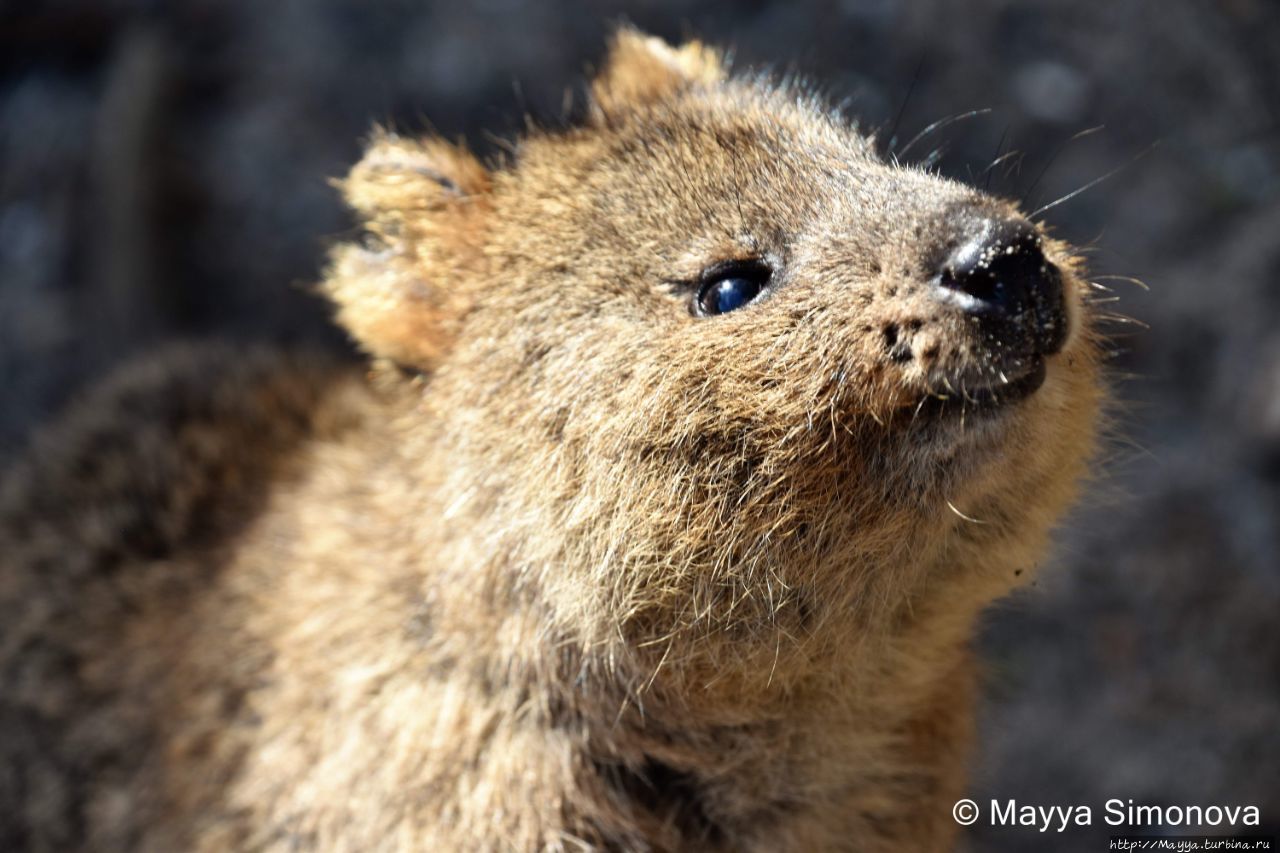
[591,27,726,119]
[325,130,491,370]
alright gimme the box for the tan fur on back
[0,30,1102,852]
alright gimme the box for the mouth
[912,356,1047,420]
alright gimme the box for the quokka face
[328,31,1103,646]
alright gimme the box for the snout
[931,214,1069,360]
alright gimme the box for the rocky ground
[2,1,1277,849]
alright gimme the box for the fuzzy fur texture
[0,30,1103,852]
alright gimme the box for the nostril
[933,215,1068,355]
[937,218,1046,314]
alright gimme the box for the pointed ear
[591,29,725,117]
[325,130,490,369]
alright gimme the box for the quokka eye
[694,261,772,317]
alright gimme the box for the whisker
[946,500,988,525]
[1095,312,1150,329]
[1092,274,1151,291]
[983,150,1021,188]
[1023,124,1105,206]
[1031,141,1158,219]
[984,124,1010,192]
[896,108,992,159]
[1006,150,1027,180]
[886,58,926,161]
[920,143,949,171]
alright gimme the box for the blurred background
[2,1,1277,849]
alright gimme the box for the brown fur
[0,30,1103,852]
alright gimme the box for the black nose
[934,216,1068,355]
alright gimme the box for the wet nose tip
[935,216,1068,355]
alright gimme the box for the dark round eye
[695,264,770,316]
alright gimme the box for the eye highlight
[694,261,772,317]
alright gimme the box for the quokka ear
[591,28,726,118]
[325,130,490,370]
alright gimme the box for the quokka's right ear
[325,130,491,370]
[590,28,726,119]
